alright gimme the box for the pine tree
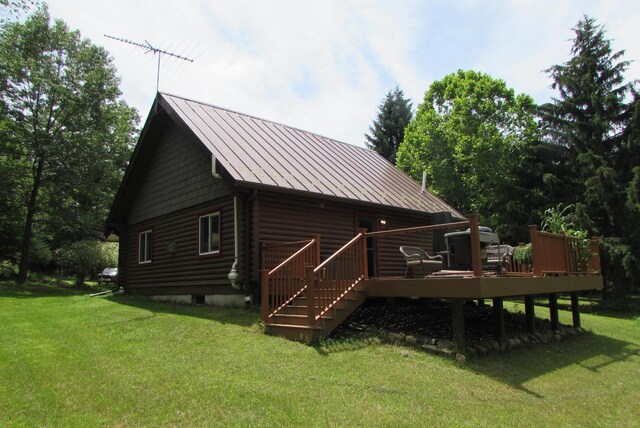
[541,16,636,236]
[365,86,413,163]
[542,15,640,293]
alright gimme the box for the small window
[199,212,220,255]
[139,230,152,264]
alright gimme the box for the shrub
[512,243,532,271]
[0,259,18,278]
[57,241,118,286]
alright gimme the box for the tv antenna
[104,34,194,93]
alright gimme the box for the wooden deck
[261,214,604,348]
[365,274,603,299]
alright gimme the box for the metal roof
[160,93,463,217]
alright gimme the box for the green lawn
[1,280,639,427]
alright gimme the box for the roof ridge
[159,91,375,153]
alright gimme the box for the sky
[42,0,640,148]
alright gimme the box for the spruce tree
[542,16,640,293]
[365,86,413,163]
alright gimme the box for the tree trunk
[16,157,44,286]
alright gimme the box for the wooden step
[267,285,367,342]
[271,313,309,326]
[266,324,321,342]
[280,305,307,315]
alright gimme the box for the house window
[199,212,220,255]
[139,230,152,264]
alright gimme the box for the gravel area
[331,297,556,342]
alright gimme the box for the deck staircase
[262,232,369,342]
[266,283,366,342]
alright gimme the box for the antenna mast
[105,34,194,93]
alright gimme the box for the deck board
[364,275,603,299]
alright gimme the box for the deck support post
[530,225,542,277]
[261,269,269,324]
[570,292,581,328]
[548,293,559,331]
[524,295,535,333]
[358,229,369,280]
[492,297,506,338]
[451,299,465,351]
[305,266,317,327]
[469,214,483,277]
[314,235,321,266]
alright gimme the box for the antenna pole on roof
[104,34,194,93]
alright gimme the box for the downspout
[228,195,241,290]
[244,189,258,305]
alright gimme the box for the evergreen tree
[541,16,640,293]
[365,86,413,163]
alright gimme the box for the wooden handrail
[262,239,314,271]
[270,238,317,276]
[311,231,366,321]
[263,239,311,248]
[314,233,364,273]
[262,237,320,324]
[364,220,469,238]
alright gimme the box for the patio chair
[399,246,443,278]
[486,244,514,272]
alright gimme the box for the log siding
[121,197,244,296]
[255,191,434,281]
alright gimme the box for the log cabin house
[106,92,462,306]
[107,93,603,346]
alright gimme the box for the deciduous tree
[0,6,138,284]
[396,70,541,241]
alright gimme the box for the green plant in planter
[541,203,594,272]
[512,244,533,271]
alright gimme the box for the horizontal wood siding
[256,192,355,281]
[256,191,435,280]
[376,212,434,277]
[123,197,244,296]
[127,120,230,225]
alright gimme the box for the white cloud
[45,0,640,147]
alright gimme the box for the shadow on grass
[104,293,261,328]
[0,279,261,328]
[464,332,640,398]
[0,279,111,298]
[546,294,639,321]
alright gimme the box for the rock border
[343,325,588,363]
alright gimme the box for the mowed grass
[1,280,639,427]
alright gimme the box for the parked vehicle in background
[98,268,118,283]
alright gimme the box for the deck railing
[262,239,314,271]
[307,231,368,323]
[262,236,320,323]
[505,243,533,275]
[530,225,600,276]
[588,238,601,273]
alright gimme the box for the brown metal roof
[160,93,463,218]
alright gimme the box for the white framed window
[138,230,152,264]
[199,212,220,255]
